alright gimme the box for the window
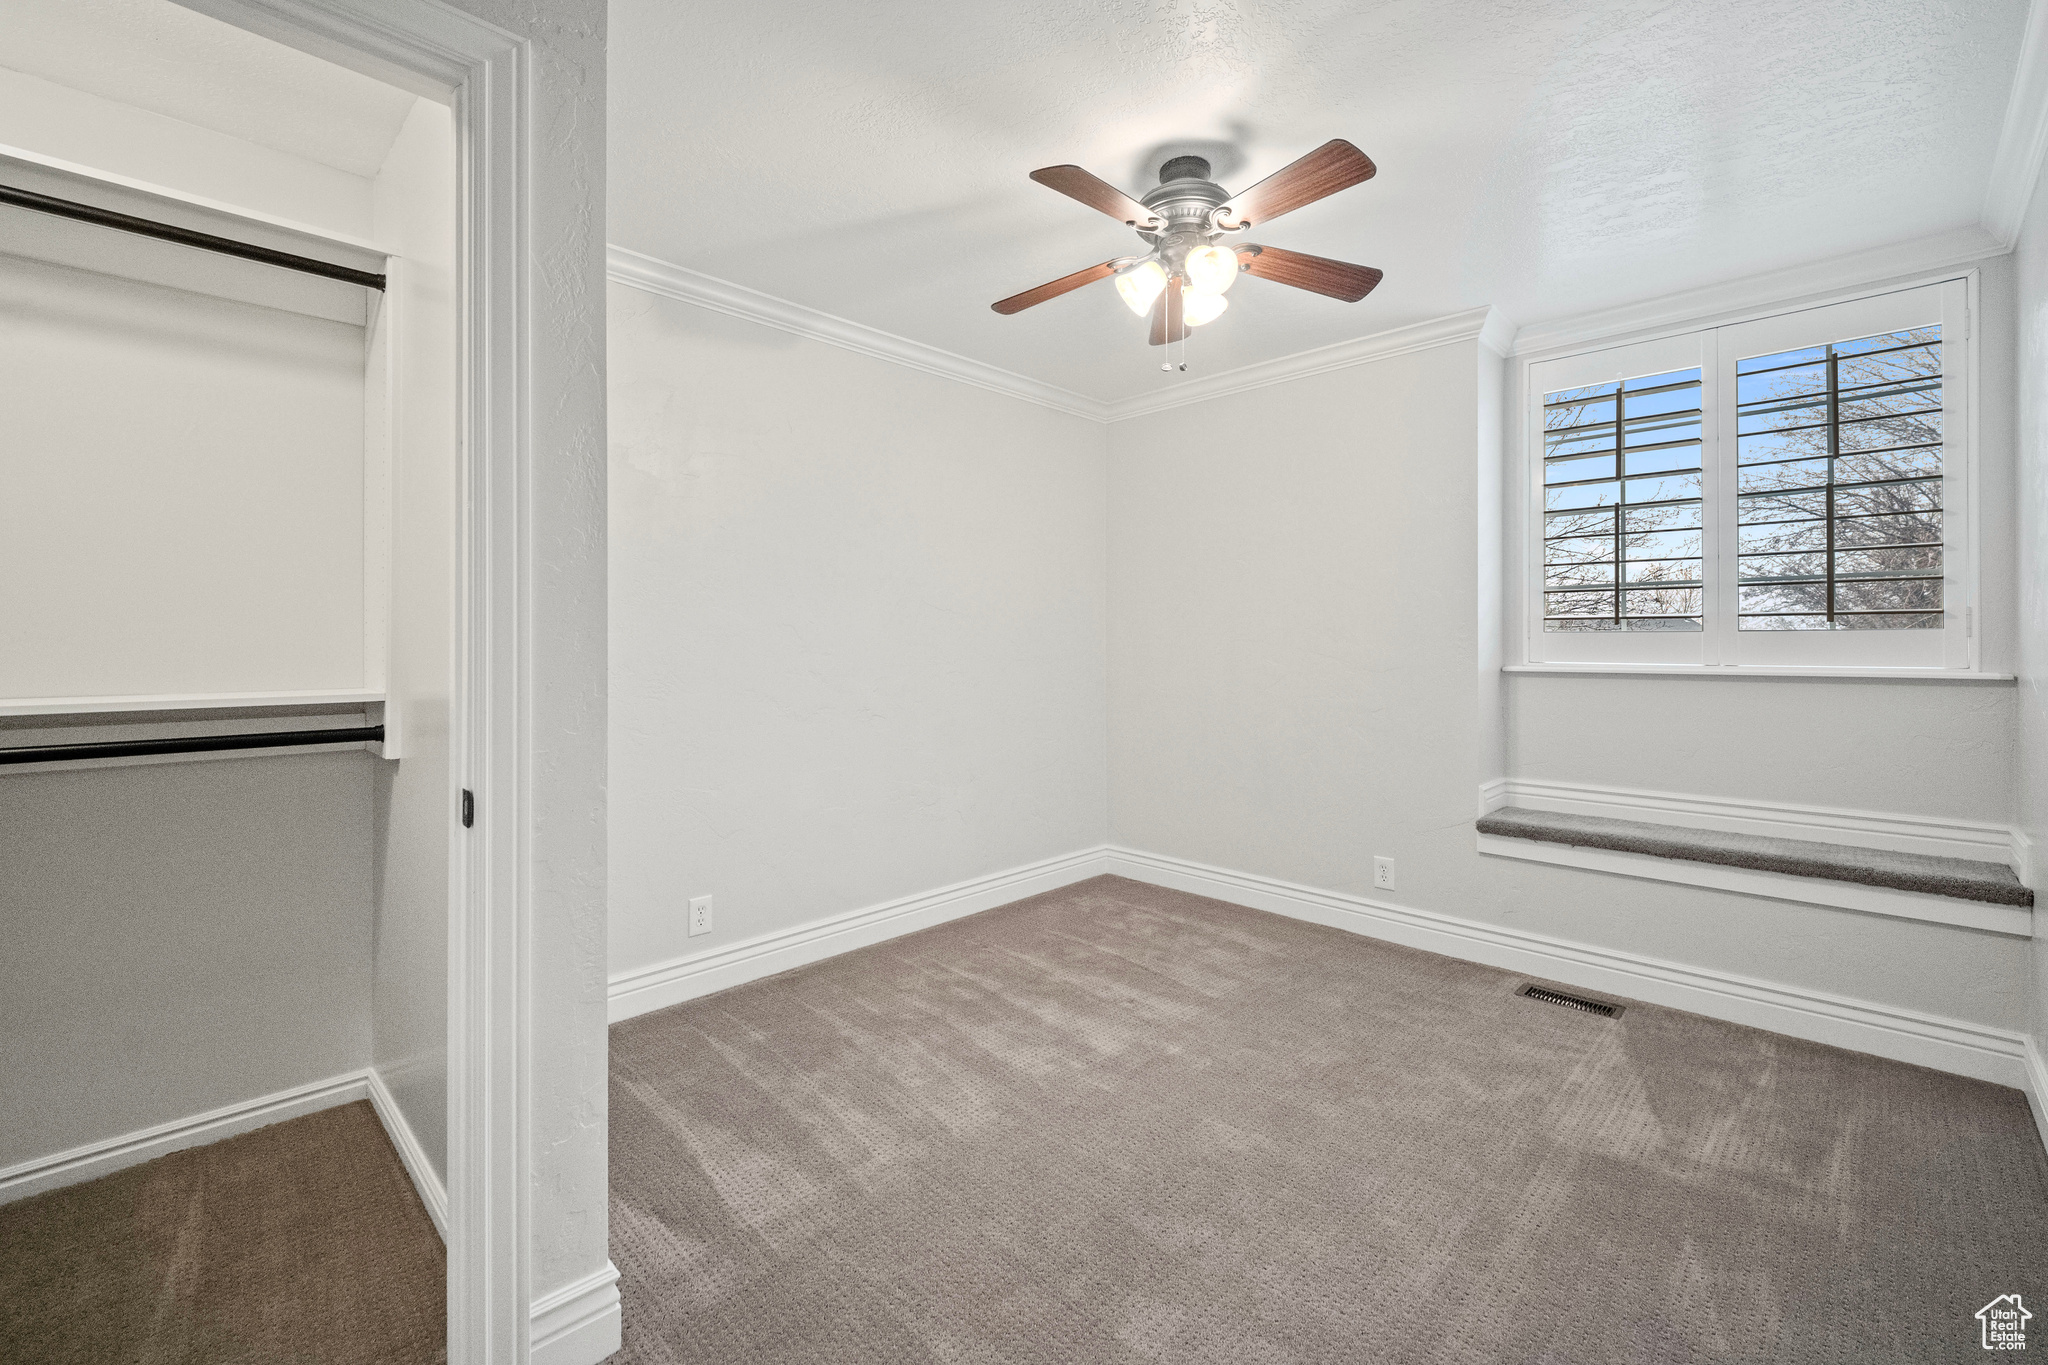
[1543,367,1704,632]
[1733,329,1943,632]
[1522,279,1975,672]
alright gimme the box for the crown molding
[1985,0,2048,248]
[1507,225,2006,360]
[1475,305,1518,358]
[605,245,1111,422]
[1104,306,1507,422]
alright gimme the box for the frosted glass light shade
[1183,244,1238,295]
[1183,291,1228,326]
[1115,260,1168,316]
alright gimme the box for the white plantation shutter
[1523,279,1976,673]
[1542,366,1705,633]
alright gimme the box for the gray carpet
[1478,807,2034,906]
[609,874,2048,1364]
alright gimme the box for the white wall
[2013,173,2048,1055]
[0,64,374,238]
[1108,338,2031,1032]
[0,751,373,1169]
[368,95,457,1186]
[1506,672,2015,820]
[607,284,1109,979]
[0,250,368,702]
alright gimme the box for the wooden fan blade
[991,260,1121,315]
[1029,165,1162,229]
[1222,140,1376,228]
[1149,277,1186,345]
[1237,245,1383,302]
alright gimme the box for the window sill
[1504,664,2013,682]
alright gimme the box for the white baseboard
[1495,776,2019,866]
[599,840,2045,1154]
[606,846,1111,1022]
[0,1065,453,1224]
[364,1067,448,1239]
[531,1261,622,1365]
[2026,1036,2048,1158]
[1103,845,2033,1090]
[0,1070,369,1204]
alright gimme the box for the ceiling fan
[991,140,1384,356]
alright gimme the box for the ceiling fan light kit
[991,140,1385,373]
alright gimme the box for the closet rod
[0,184,387,291]
[0,726,384,766]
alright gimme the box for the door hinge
[461,788,475,828]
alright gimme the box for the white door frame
[170,2,538,1359]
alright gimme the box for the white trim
[2024,1036,2048,1157]
[1102,307,1506,421]
[0,141,393,271]
[366,1067,449,1239]
[1477,832,2031,938]
[1502,663,2014,681]
[1984,0,2048,248]
[0,1070,368,1204]
[2017,829,2038,888]
[1478,776,2031,938]
[0,689,386,717]
[599,844,2047,1152]
[1493,776,2018,865]
[607,847,1111,1022]
[167,3,543,1361]
[1506,229,2004,360]
[605,243,1512,426]
[606,244,1109,423]
[1513,267,1986,675]
[529,1262,622,1365]
[1102,845,2032,1087]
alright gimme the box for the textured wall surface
[435,0,610,1307]
[1109,339,2030,1031]
[2013,171,2048,1049]
[0,754,374,1169]
[608,284,1109,980]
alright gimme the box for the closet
[0,3,458,1352]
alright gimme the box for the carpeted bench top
[1477,806,2034,907]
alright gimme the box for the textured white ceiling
[0,0,415,177]
[610,0,2028,403]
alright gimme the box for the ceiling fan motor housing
[1140,162,1232,272]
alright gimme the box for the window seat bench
[1477,807,2032,910]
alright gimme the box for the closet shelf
[0,691,384,718]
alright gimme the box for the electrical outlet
[1373,857,1395,890]
[688,895,713,938]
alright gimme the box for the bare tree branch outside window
[1542,368,1704,631]
[1734,328,1943,630]
[1540,329,1942,634]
